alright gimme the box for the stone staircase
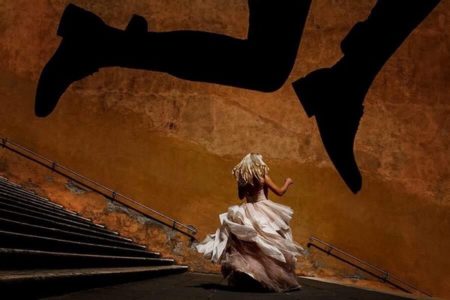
[0,176,187,297]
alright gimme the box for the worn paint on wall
[0,0,448,297]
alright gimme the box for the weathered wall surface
[0,0,448,297]
[0,150,403,295]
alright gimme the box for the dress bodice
[245,188,267,203]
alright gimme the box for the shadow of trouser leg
[35,1,312,117]
[121,0,312,92]
[341,0,441,79]
[292,0,441,193]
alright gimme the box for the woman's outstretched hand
[265,175,293,196]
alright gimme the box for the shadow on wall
[35,0,440,194]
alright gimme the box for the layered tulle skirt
[196,199,303,292]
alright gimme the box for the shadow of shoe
[35,4,103,117]
[292,0,441,193]
[293,66,363,194]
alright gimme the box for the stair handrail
[307,236,432,297]
[0,137,197,241]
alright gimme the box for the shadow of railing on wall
[0,137,197,242]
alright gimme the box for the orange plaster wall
[0,0,448,297]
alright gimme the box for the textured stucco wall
[0,0,448,297]
[0,150,404,296]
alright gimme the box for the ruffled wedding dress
[196,188,303,292]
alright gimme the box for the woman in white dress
[196,153,304,292]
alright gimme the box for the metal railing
[307,236,432,297]
[0,137,197,241]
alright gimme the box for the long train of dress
[196,189,304,292]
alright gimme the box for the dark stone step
[0,189,65,214]
[0,194,97,226]
[0,181,68,212]
[0,217,145,250]
[0,265,188,298]
[0,185,66,211]
[0,265,187,282]
[0,192,91,220]
[0,182,97,225]
[0,179,53,200]
[0,230,159,258]
[0,208,130,242]
[0,201,110,232]
[0,248,174,270]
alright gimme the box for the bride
[196,153,304,292]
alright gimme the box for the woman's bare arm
[264,175,293,196]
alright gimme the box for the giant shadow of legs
[292,0,440,193]
[35,1,311,117]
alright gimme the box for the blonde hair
[232,153,269,186]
